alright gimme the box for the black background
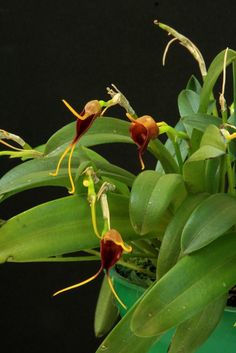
[0,1,236,352]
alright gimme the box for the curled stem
[154,20,207,78]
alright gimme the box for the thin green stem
[226,147,235,195]
[221,107,228,125]
[232,60,236,117]
[7,255,100,263]
[173,141,183,173]
[232,60,236,126]
[148,140,179,173]
[219,155,226,192]
[219,48,229,124]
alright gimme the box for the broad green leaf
[186,75,202,94]
[183,125,226,193]
[187,124,226,163]
[96,288,160,353]
[94,275,119,337]
[129,170,162,235]
[187,145,225,162]
[157,193,208,279]
[0,146,135,201]
[199,49,236,113]
[178,90,200,117]
[182,113,221,132]
[183,160,206,193]
[44,117,132,154]
[200,124,225,149]
[168,295,227,353]
[94,161,135,188]
[181,193,236,254]
[130,171,186,235]
[131,232,236,337]
[204,158,221,194]
[177,90,200,144]
[0,193,135,262]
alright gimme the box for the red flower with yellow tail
[50,99,102,194]
[53,229,132,310]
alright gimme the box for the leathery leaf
[0,193,135,263]
[94,275,119,338]
[131,232,236,337]
[130,171,186,235]
[181,193,236,254]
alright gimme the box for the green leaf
[182,113,221,132]
[204,158,222,194]
[199,49,236,113]
[94,161,135,187]
[168,295,227,353]
[94,275,119,337]
[201,124,225,149]
[187,145,225,162]
[181,193,236,254]
[130,171,186,235]
[0,193,135,262]
[131,232,236,337]
[96,290,160,353]
[44,117,132,154]
[157,193,208,279]
[183,125,226,193]
[0,146,135,201]
[178,90,200,117]
[183,160,206,193]
[188,125,226,162]
[186,75,202,94]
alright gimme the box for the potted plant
[0,21,235,353]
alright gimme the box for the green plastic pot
[111,268,236,353]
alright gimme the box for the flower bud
[83,100,102,117]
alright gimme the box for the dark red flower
[50,100,102,194]
[129,115,159,170]
[53,229,132,309]
[70,100,102,143]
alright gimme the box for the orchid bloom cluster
[0,85,190,309]
[0,85,189,183]
[49,85,163,194]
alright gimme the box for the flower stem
[232,60,236,126]
[226,148,235,195]
[172,140,183,173]
[219,156,226,192]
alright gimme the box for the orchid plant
[0,21,236,353]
